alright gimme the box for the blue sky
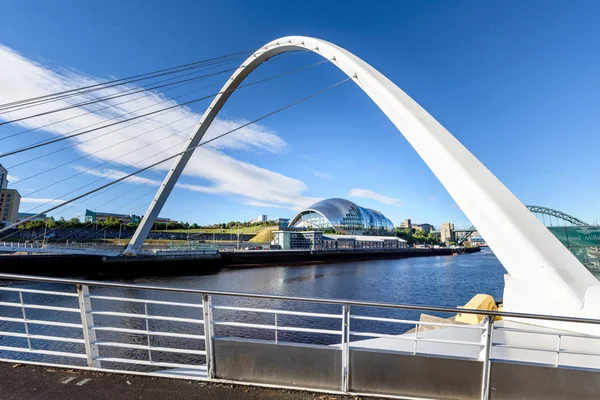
[0,0,598,228]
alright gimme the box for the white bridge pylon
[126,36,599,323]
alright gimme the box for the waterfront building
[399,219,412,229]
[289,198,395,236]
[273,218,290,228]
[271,230,320,250]
[271,230,407,250]
[0,164,21,225]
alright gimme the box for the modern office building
[271,230,407,250]
[0,164,21,226]
[289,198,395,236]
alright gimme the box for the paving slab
[0,362,371,400]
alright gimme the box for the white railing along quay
[0,273,600,399]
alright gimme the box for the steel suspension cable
[0,76,352,234]
[0,48,256,112]
[2,48,314,156]
[0,142,184,242]
[0,58,328,159]
[0,47,310,121]
[0,62,243,126]
[0,58,245,142]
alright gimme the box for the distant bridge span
[457,205,591,244]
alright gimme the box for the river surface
[0,248,506,368]
[122,247,506,306]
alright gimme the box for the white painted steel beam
[125,36,600,321]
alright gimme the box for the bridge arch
[457,205,590,244]
[527,205,590,227]
[126,36,598,316]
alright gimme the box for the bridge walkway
[0,362,364,400]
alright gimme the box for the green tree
[25,220,46,230]
[46,217,57,230]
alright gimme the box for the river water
[0,248,507,368]
[123,247,506,307]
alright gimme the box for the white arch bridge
[2,36,599,327]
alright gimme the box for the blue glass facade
[289,198,395,236]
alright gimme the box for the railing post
[341,304,350,392]
[18,291,31,350]
[480,315,493,400]
[555,334,562,367]
[76,284,101,368]
[413,323,419,355]
[202,294,215,379]
[274,313,278,344]
[144,302,152,363]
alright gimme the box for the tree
[25,220,45,230]
[46,217,57,230]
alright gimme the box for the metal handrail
[1,273,599,326]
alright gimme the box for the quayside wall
[0,247,479,278]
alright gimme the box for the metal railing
[0,273,600,399]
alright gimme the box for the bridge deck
[0,361,365,400]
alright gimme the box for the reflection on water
[0,249,507,369]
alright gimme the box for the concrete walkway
[0,362,370,400]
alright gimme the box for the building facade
[440,222,456,244]
[273,218,290,228]
[399,219,412,229]
[271,230,407,251]
[0,164,7,191]
[289,198,395,236]
[0,189,21,225]
[84,209,140,224]
[84,210,172,225]
[250,214,268,224]
[0,164,21,225]
[16,213,47,222]
[414,223,435,234]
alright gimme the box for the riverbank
[0,247,480,278]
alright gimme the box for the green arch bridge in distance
[458,206,600,274]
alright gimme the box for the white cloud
[348,188,404,206]
[21,197,68,205]
[313,170,333,180]
[243,200,301,211]
[0,44,319,211]
[7,174,18,182]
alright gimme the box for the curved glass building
[289,198,395,236]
